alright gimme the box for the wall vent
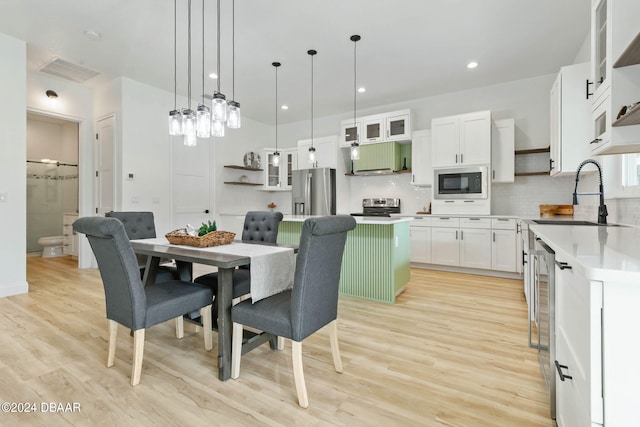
[40,58,100,83]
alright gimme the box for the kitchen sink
[532,219,626,227]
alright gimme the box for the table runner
[138,238,295,302]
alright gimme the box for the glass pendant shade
[169,109,183,135]
[196,104,211,138]
[308,146,316,164]
[272,151,280,167]
[350,142,360,160]
[227,101,241,128]
[182,108,196,136]
[212,92,227,122]
[212,119,225,137]
[183,132,197,147]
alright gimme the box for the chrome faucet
[572,159,608,225]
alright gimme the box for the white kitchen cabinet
[432,110,491,167]
[410,129,432,186]
[264,148,297,190]
[386,111,411,141]
[549,63,591,176]
[491,119,515,183]
[339,109,412,146]
[297,135,338,169]
[339,120,360,148]
[410,217,431,263]
[431,227,459,267]
[589,0,640,155]
[490,218,517,272]
[460,227,491,269]
[554,258,603,427]
[63,213,78,256]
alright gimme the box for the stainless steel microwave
[434,166,488,199]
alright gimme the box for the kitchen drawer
[410,216,432,227]
[491,218,516,230]
[431,216,460,228]
[460,217,491,229]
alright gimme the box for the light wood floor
[0,256,552,426]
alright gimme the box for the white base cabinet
[412,216,517,273]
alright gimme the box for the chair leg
[328,320,343,373]
[175,316,184,339]
[131,329,145,386]
[292,340,309,408]
[107,320,118,368]
[277,336,285,350]
[231,322,243,379]
[201,305,213,351]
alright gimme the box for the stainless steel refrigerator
[291,168,336,216]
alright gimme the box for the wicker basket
[165,229,236,247]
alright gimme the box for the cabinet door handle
[455,154,458,164]
[455,230,458,240]
[555,361,573,381]
[460,230,463,240]
[555,261,572,270]
[586,79,594,99]
[493,232,496,242]
[460,154,463,163]
[590,138,602,145]
[549,158,555,171]
[493,169,496,180]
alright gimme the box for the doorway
[26,112,79,255]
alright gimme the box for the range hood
[352,142,404,174]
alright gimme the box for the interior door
[171,139,212,229]
[95,115,115,215]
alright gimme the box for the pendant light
[182,0,197,146]
[168,0,182,135]
[308,49,317,165]
[196,0,211,138]
[211,0,226,136]
[272,61,281,168]
[350,35,361,161]
[227,0,241,129]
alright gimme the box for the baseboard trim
[411,263,522,280]
[0,280,29,297]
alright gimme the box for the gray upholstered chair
[194,211,284,325]
[230,216,356,408]
[73,216,213,386]
[105,211,180,283]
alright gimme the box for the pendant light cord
[275,64,278,151]
[187,0,192,108]
[201,0,205,104]
[173,0,177,109]
[353,38,357,127]
[231,0,235,100]
[310,52,314,148]
[216,0,221,93]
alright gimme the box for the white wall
[0,33,27,297]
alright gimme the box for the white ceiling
[0,0,590,124]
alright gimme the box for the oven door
[434,166,488,199]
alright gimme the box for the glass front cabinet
[264,148,297,190]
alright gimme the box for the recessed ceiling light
[208,73,218,79]
[467,61,478,69]
[83,29,102,41]
[281,105,289,110]
[357,87,366,93]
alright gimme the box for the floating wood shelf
[612,103,640,127]
[223,181,262,186]
[515,147,550,155]
[515,171,550,177]
[224,165,263,171]
[345,169,412,176]
[613,32,640,68]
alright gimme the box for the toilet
[37,236,64,258]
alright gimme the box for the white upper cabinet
[411,129,432,186]
[339,109,412,147]
[297,135,338,169]
[431,110,491,168]
[491,119,515,183]
[589,0,640,155]
[264,148,297,190]
[550,63,591,176]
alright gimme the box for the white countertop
[390,213,518,219]
[283,215,413,225]
[529,223,640,283]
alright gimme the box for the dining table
[130,237,295,381]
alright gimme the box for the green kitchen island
[278,215,412,303]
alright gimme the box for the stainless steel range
[350,198,400,217]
